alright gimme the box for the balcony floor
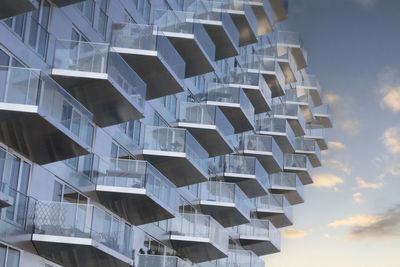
[32,234,133,267]
[199,200,250,227]
[229,13,257,47]
[255,209,293,228]
[223,173,268,198]
[96,186,175,226]
[217,105,254,133]
[239,237,280,256]
[284,168,313,185]
[270,186,304,205]
[243,87,271,114]
[257,132,295,154]
[139,151,208,187]
[239,150,282,174]
[203,23,238,60]
[261,73,285,98]
[278,61,296,84]
[51,70,144,127]
[0,0,36,20]
[169,235,228,263]
[112,48,184,100]
[0,104,90,164]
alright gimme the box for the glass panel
[6,247,20,267]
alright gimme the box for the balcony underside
[223,173,268,198]
[166,34,214,78]
[316,138,328,150]
[257,132,294,154]
[113,49,184,100]
[170,235,228,263]
[269,0,288,23]
[239,237,279,256]
[308,153,321,167]
[0,192,13,208]
[255,209,292,228]
[51,0,85,7]
[250,4,273,36]
[312,115,333,128]
[0,0,36,20]
[261,74,284,98]
[51,70,143,127]
[32,234,133,267]
[309,90,322,107]
[95,186,175,226]
[139,151,208,187]
[290,47,307,70]
[278,61,296,84]
[0,105,90,164]
[243,88,271,114]
[270,187,304,205]
[241,151,282,174]
[287,119,305,137]
[199,200,250,227]
[176,123,233,157]
[229,13,257,47]
[284,168,313,185]
[203,23,238,60]
[218,105,254,133]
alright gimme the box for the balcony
[136,254,197,267]
[218,1,258,46]
[197,83,255,133]
[216,249,265,267]
[51,40,146,127]
[275,31,308,70]
[92,157,176,226]
[136,125,209,187]
[255,116,295,153]
[51,0,85,7]
[296,73,323,107]
[0,0,36,20]
[305,126,328,150]
[283,154,313,185]
[167,213,228,263]
[32,201,134,267]
[152,9,216,77]
[249,0,274,36]
[232,132,283,173]
[271,102,306,136]
[311,104,333,128]
[236,219,280,256]
[111,23,185,100]
[174,102,234,157]
[269,172,304,205]
[197,181,251,227]
[210,155,269,198]
[183,0,240,60]
[0,183,13,209]
[268,0,288,23]
[0,66,93,164]
[226,68,272,114]
[253,194,293,228]
[294,137,322,167]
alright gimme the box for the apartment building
[0,0,332,266]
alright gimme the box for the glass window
[97,0,108,38]
[52,181,63,202]
[76,0,95,24]
[3,14,26,39]
[6,247,19,267]
[28,0,51,59]
[0,244,6,267]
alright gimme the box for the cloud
[349,205,400,240]
[328,215,381,228]
[381,127,400,154]
[353,0,377,8]
[282,229,307,239]
[378,68,400,113]
[337,120,361,136]
[322,159,351,175]
[353,192,362,204]
[382,89,400,112]
[312,173,344,188]
[324,91,340,105]
[328,141,346,151]
[373,154,400,180]
[356,176,382,189]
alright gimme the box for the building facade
[0,0,332,266]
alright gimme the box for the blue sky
[265,0,400,266]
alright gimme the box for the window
[137,0,150,23]
[110,142,133,159]
[153,113,167,127]
[28,0,51,59]
[52,180,88,204]
[123,9,135,23]
[3,14,26,39]
[97,0,108,38]
[76,0,95,25]
[164,95,177,115]
[0,244,20,267]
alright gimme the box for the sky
[264,0,400,266]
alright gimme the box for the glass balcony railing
[0,66,94,147]
[218,0,258,35]
[32,201,134,258]
[284,88,310,105]
[92,157,176,212]
[140,125,209,175]
[305,126,326,139]
[137,254,194,267]
[271,103,306,130]
[216,249,265,267]
[236,219,281,248]
[312,104,332,118]
[198,181,252,218]
[273,31,308,63]
[270,172,304,200]
[253,194,292,220]
[284,154,311,172]
[152,9,216,61]
[0,183,29,228]
[255,116,296,147]
[176,102,234,138]
[211,155,269,188]
[295,138,321,158]
[111,23,186,81]
[53,39,146,110]
[198,82,255,123]
[168,213,228,251]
